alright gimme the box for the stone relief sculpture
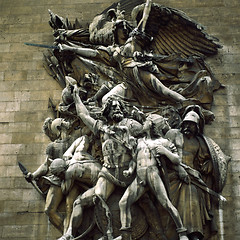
[24,117,76,232]
[48,135,102,233]
[163,105,230,240]
[20,0,231,239]
[118,114,189,240]
[22,118,90,232]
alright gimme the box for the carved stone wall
[0,0,239,239]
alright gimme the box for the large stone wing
[132,3,221,58]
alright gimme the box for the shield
[203,135,231,193]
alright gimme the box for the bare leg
[116,179,146,240]
[147,169,188,239]
[65,187,95,237]
[140,70,186,102]
[94,176,116,239]
[119,178,146,230]
[94,176,115,201]
[150,74,186,102]
[45,185,64,232]
[138,193,168,240]
[64,185,81,233]
[63,177,115,239]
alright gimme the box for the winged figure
[43,0,222,117]
[21,1,231,240]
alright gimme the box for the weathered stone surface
[0,0,239,239]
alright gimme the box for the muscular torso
[135,137,171,184]
[166,129,200,167]
[136,137,171,168]
[62,159,101,194]
[73,142,93,162]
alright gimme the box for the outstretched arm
[156,144,189,183]
[73,85,96,132]
[58,43,99,58]
[26,157,49,181]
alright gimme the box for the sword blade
[18,161,28,175]
[18,161,46,198]
[191,180,226,202]
[24,42,59,50]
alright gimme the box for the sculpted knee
[160,199,169,209]
[66,201,73,213]
[44,207,49,216]
[119,196,128,210]
[45,205,55,217]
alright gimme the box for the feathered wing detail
[202,136,231,193]
[132,3,221,58]
[48,9,84,30]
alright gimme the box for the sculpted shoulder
[165,128,181,140]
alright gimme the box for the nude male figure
[118,114,189,240]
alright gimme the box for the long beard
[112,113,124,122]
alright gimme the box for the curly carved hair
[101,97,128,120]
